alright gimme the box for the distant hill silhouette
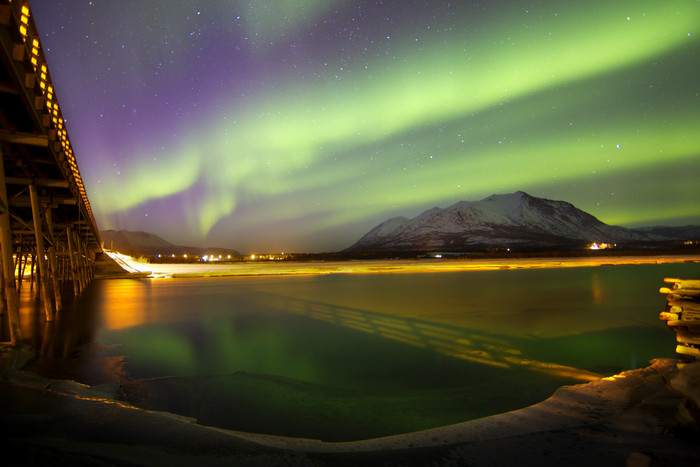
[101,230,241,258]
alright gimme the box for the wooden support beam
[9,211,53,247]
[0,147,23,345]
[72,228,87,294]
[78,233,90,288]
[45,206,62,312]
[59,240,68,282]
[0,129,49,147]
[17,251,27,291]
[9,197,78,207]
[30,252,36,292]
[0,251,5,316]
[73,229,84,293]
[5,177,70,188]
[66,226,79,296]
[29,184,55,321]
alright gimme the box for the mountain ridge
[345,191,700,252]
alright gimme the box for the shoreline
[1,347,698,465]
[100,252,700,279]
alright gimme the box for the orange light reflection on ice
[100,280,152,330]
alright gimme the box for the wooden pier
[0,1,101,346]
[659,278,700,360]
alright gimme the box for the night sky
[28,0,700,253]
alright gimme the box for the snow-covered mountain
[347,216,411,252]
[345,191,697,252]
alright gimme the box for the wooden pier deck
[0,1,101,345]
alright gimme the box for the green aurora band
[33,0,700,251]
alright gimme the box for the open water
[9,261,696,440]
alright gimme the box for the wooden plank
[666,321,700,330]
[677,334,700,345]
[676,345,700,358]
[659,311,679,321]
[663,278,700,290]
[672,288,700,298]
[660,287,700,298]
[666,300,700,313]
[675,327,700,344]
[680,310,700,321]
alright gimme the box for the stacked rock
[660,278,700,360]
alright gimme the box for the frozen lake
[19,261,696,440]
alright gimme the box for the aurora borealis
[28,0,699,253]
